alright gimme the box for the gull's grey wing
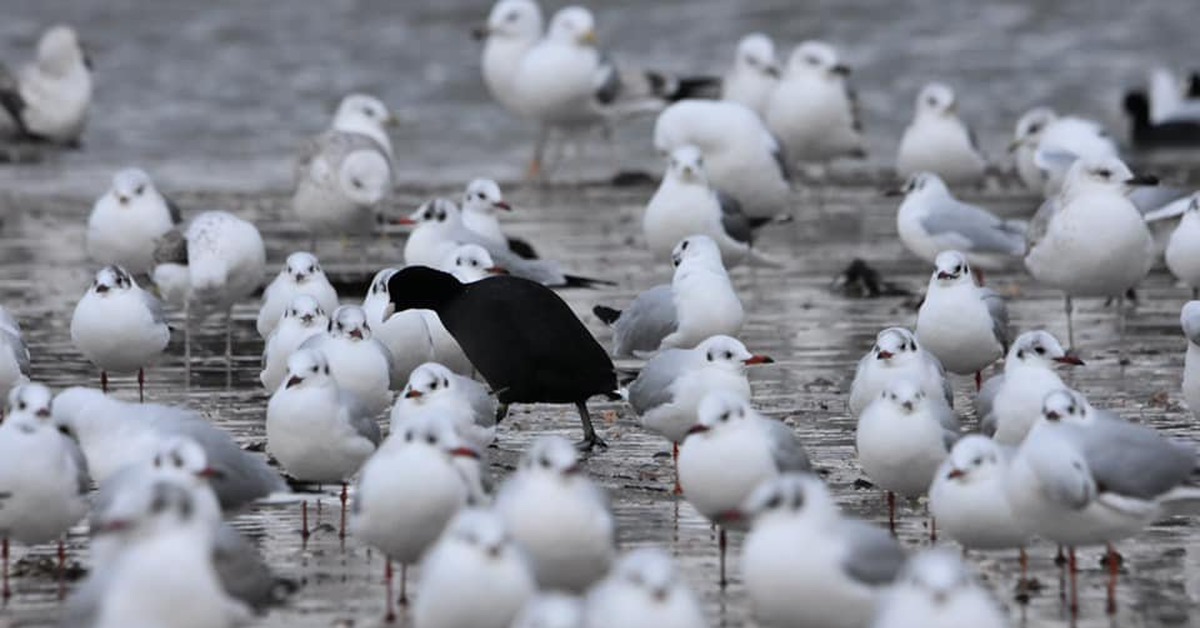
[1130,185,1190,216]
[612,284,678,356]
[1,328,30,376]
[769,136,792,184]
[920,198,1026,256]
[1029,437,1095,510]
[1026,197,1060,251]
[148,406,286,509]
[68,437,91,496]
[717,191,754,245]
[456,375,498,428]
[1072,414,1196,500]
[295,130,391,185]
[469,228,573,287]
[340,390,382,447]
[372,338,399,389]
[140,289,169,327]
[922,351,955,410]
[762,418,812,473]
[930,398,961,441]
[627,348,694,415]
[974,374,1004,435]
[213,523,295,612]
[982,288,1009,350]
[88,465,141,531]
[840,519,906,586]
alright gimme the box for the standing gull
[460,178,538,259]
[721,33,779,117]
[256,251,339,339]
[1009,107,1118,196]
[70,265,170,400]
[848,327,951,417]
[387,266,618,450]
[1024,156,1157,348]
[643,145,776,267]
[764,40,866,167]
[583,548,706,628]
[0,25,92,146]
[86,168,182,275]
[678,391,811,587]
[1153,192,1200,298]
[390,362,497,449]
[292,120,392,248]
[896,83,987,186]
[266,348,381,537]
[329,93,395,161]
[984,330,1082,445]
[739,474,906,628]
[299,305,395,416]
[594,235,744,356]
[654,100,791,220]
[915,250,1007,388]
[870,549,1008,628]
[892,172,1026,270]
[260,294,329,391]
[475,0,545,119]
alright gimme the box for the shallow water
[2,0,1200,626]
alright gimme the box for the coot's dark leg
[574,401,608,451]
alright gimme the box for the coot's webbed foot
[574,401,609,452]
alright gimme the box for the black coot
[387,266,618,450]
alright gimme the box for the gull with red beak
[390,362,497,449]
[86,168,181,275]
[1006,388,1200,616]
[627,334,773,492]
[70,265,171,401]
[442,243,510,283]
[415,509,536,628]
[0,383,89,597]
[896,83,987,186]
[678,390,811,588]
[267,348,381,538]
[351,414,483,617]
[460,178,540,259]
[856,378,960,536]
[583,548,706,628]
[300,305,395,416]
[740,474,905,628]
[849,327,951,417]
[260,294,329,391]
[981,330,1083,446]
[915,250,1008,390]
[256,251,339,339]
[871,549,1006,628]
[495,436,615,592]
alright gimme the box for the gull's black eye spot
[1034,346,1046,355]
[425,434,437,445]
[972,456,983,466]
[723,351,732,359]
[135,185,145,195]
[720,412,730,422]
[1096,169,1112,178]
[506,10,519,21]
[1029,123,1042,134]
[324,366,330,375]
[706,352,714,362]
[764,493,783,509]
[405,431,414,443]
[17,401,25,411]
[681,240,689,250]
[311,365,319,373]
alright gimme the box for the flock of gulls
[1,3,1200,628]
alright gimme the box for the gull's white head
[785,40,849,79]
[521,435,581,479]
[282,294,327,328]
[871,327,921,365]
[1062,156,1155,197]
[666,145,709,185]
[401,362,456,405]
[740,472,838,525]
[1006,330,1080,367]
[915,82,957,117]
[734,33,779,79]
[878,378,926,415]
[339,150,391,206]
[691,390,752,436]
[1011,107,1058,148]
[1181,301,1200,345]
[697,335,771,370]
[333,94,394,134]
[108,168,159,206]
[606,548,690,606]
[462,178,510,216]
[367,268,399,300]
[1040,388,1089,424]
[483,0,544,40]
[283,348,333,391]
[898,549,976,605]
[899,171,949,199]
[5,382,53,424]
[403,198,461,229]
[91,265,136,296]
[670,234,723,269]
[942,435,1003,484]
[444,244,504,282]
[37,25,87,75]
[281,252,325,285]
[392,412,480,460]
[151,437,214,481]
[328,305,372,341]
[443,508,522,560]
[932,250,971,285]
[547,6,597,47]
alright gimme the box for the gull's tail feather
[561,274,616,289]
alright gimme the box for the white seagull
[870,549,1008,628]
[494,436,615,593]
[70,265,170,401]
[764,40,866,166]
[593,235,744,356]
[86,168,182,275]
[256,251,339,339]
[460,178,538,259]
[928,435,1029,551]
[982,330,1082,446]
[895,83,987,186]
[721,33,779,117]
[893,172,1026,270]
[848,327,951,417]
[1009,107,1118,196]
[475,0,545,118]
[0,25,92,145]
[511,593,583,628]
[0,307,29,402]
[1156,193,1200,298]
[329,93,395,161]
[583,548,706,628]
[299,305,395,416]
[260,294,329,391]
[915,250,1007,387]
[1181,301,1200,419]
[292,121,392,247]
[389,362,497,450]
[442,244,508,283]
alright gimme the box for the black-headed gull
[914,251,1007,387]
[259,294,329,391]
[86,168,182,275]
[895,83,986,186]
[848,327,951,417]
[299,305,395,416]
[582,547,705,628]
[892,172,1026,270]
[870,549,1007,628]
[256,251,339,339]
